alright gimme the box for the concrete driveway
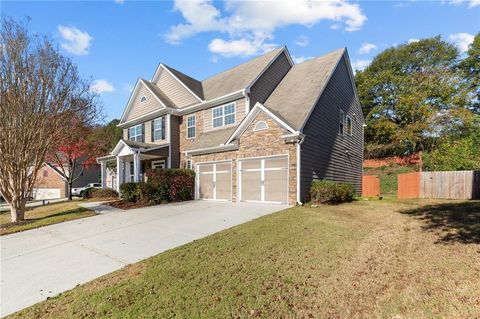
[0,200,288,317]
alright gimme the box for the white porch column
[100,161,107,189]
[116,156,124,193]
[133,152,140,182]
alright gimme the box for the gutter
[184,142,239,156]
[296,133,305,205]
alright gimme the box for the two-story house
[97,46,364,205]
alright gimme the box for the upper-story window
[339,110,345,135]
[140,96,147,103]
[152,117,166,141]
[346,115,352,136]
[187,114,196,138]
[128,124,144,142]
[212,102,235,128]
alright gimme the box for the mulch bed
[104,200,152,210]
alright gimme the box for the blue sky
[2,0,479,122]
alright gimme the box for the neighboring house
[32,162,100,200]
[97,46,364,205]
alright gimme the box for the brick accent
[180,111,298,205]
[34,165,67,198]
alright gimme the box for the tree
[47,120,96,200]
[460,32,480,114]
[87,119,123,157]
[0,18,99,222]
[356,36,472,157]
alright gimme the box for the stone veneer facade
[179,111,298,205]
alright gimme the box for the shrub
[80,187,96,199]
[310,179,355,205]
[146,168,195,202]
[91,188,118,199]
[120,182,139,202]
[135,182,158,205]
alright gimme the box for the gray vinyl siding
[169,115,181,168]
[72,165,101,187]
[300,56,363,201]
[249,51,291,109]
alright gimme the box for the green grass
[0,201,96,235]
[8,198,480,318]
[364,164,418,195]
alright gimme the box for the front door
[239,156,289,203]
[197,161,232,201]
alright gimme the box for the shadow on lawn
[401,201,480,244]
[1,208,89,229]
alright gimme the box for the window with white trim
[152,160,165,169]
[346,115,352,136]
[212,103,235,128]
[339,110,345,135]
[129,124,143,142]
[153,117,165,141]
[187,114,196,138]
[254,121,268,132]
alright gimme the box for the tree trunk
[10,198,26,223]
[68,182,73,201]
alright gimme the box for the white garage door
[196,161,232,201]
[239,156,289,204]
[33,188,61,200]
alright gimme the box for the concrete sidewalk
[0,200,288,317]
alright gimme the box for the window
[185,159,192,169]
[152,160,165,169]
[339,110,345,135]
[212,103,236,128]
[128,124,144,142]
[140,96,147,103]
[187,114,196,138]
[346,115,352,136]
[152,117,165,141]
[43,170,48,177]
[254,121,268,132]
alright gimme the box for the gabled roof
[184,126,237,151]
[263,48,346,130]
[162,65,204,100]
[201,47,285,100]
[141,79,176,109]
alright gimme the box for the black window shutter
[162,117,166,140]
[141,123,145,143]
[151,120,154,142]
[127,128,130,140]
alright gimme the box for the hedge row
[120,169,195,205]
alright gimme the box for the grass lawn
[8,198,480,318]
[0,201,96,235]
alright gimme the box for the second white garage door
[238,156,289,204]
[197,161,232,201]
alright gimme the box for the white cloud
[330,24,341,30]
[292,56,314,64]
[208,38,276,57]
[358,42,376,54]
[58,26,93,56]
[408,38,420,44]
[448,32,474,53]
[295,35,309,47]
[351,59,371,72]
[166,0,366,57]
[115,0,124,3]
[444,0,480,7]
[90,80,115,94]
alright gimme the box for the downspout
[296,133,305,205]
[167,113,171,168]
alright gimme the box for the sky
[2,0,479,122]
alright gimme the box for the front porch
[97,140,170,192]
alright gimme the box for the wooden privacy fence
[362,175,380,197]
[398,170,480,199]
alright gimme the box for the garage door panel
[199,173,214,199]
[33,188,61,200]
[264,169,288,203]
[198,164,213,173]
[265,157,288,169]
[240,159,261,170]
[241,170,261,201]
[215,172,231,200]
